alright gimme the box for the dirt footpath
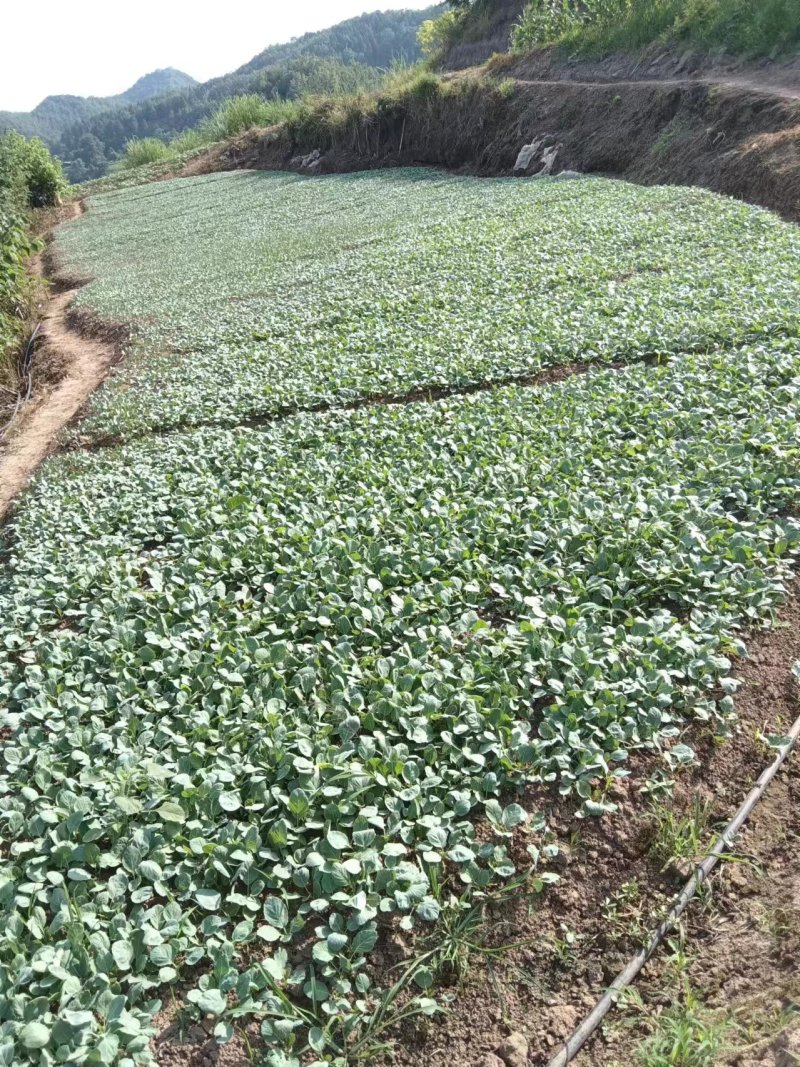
[0,201,119,521]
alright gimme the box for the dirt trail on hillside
[0,201,114,522]
[510,73,800,100]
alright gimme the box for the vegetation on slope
[49,8,439,181]
[110,70,387,173]
[511,0,800,56]
[0,132,67,403]
[418,0,524,60]
[5,167,800,1064]
[0,70,198,147]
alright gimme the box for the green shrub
[0,133,60,398]
[418,9,466,58]
[0,131,68,209]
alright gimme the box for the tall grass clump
[117,137,174,170]
[274,64,449,155]
[512,0,800,56]
[200,94,302,141]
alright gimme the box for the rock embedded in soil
[496,1031,530,1067]
[476,1054,506,1067]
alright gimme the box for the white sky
[1,0,437,112]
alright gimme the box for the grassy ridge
[512,0,800,57]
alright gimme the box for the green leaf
[111,940,134,971]
[19,1022,50,1050]
[264,897,288,929]
[187,987,227,1015]
[157,801,187,823]
[326,830,349,851]
[501,803,527,829]
[416,898,440,922]
[195,889,221,910]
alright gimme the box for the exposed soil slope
[189,59,800,223]
[0,201,118,520]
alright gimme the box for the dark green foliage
[0,133,65,394]
[0,131,68,213]
[234,7,441,75]
[117,68,199,105]
[47,8,438,181]
[0,132,68,209]
[0,69,198,146]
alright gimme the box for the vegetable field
[55,170,800,441]
[3,169,800,1067]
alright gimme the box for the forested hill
[233,7,440,75]
[39,6,441,182]
[0,69,197,144]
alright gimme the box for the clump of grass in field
[116,136,175,170]
[612,942,732,1066]
[200,93,303,140]
[636,985,730,1066]
[168,128,207,154]
[649,797,713,871]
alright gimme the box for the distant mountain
[29,6,441,182]
[118,69,199,105]
[0,68,198,144]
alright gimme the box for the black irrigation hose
[0,322,41,443]
[545,705,800,1067]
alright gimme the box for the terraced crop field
[55,169,800,441]
[3,169,800,1067]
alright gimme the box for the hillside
[2,4,800,1066]
[0,68,197,144]
[2,163,800,1067]
[47,6,440,181]
[234,7,443,75]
